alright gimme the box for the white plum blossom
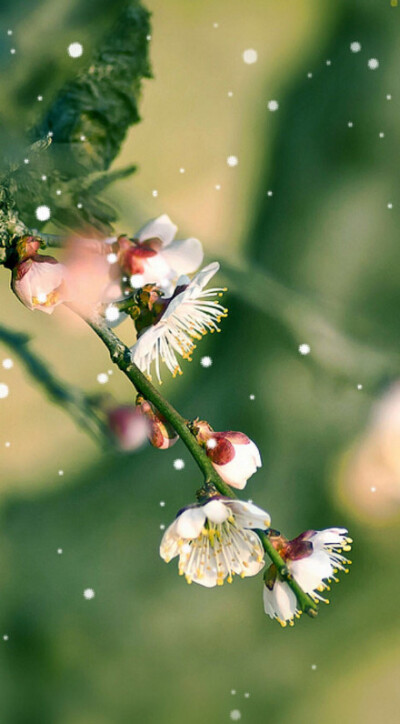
[130,262,227,382]
[116,214,204,293]
[263,528,352,626]
[160,497,270,586]
[194,422,261,489]
[12,248,67,314]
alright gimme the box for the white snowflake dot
[80,135,86,141]
[267,190,273,197]
[206,438,217,450]
[244,692,250,698]
[228,91,233,97]
[311,664,317,670]
[267,100,279,112]
[68,42,83,58]
[386,94,392,100]
[357,384,363,390]
[159,501,166,507]
[56,189,62,196]
[41,175,47,181]
[3,635,9,641]
[2,358,13,370]
[57,548,63,555]
[152,189,158,197]
[105,305,120,323]
[58,470,64,476]
[348,122,354,128]
[77,203,83,209]
[215,184,221,190]
[326,59,332,66]
[298,343,311,356]
[243,49,258,64]
[83,588,95,600]
[387,203,393,209]
[230,690,236,695]
[5,441,11,448]
[307,72,313,78]
[10,48,16,55]
[379,132,385,138]
[201,356,213,368]
[230,711,242,721]
[160,524,165,530]
[179,167,185,174]
[227,155,238,167]
[35,205,51,221]
[7,30,13,36]
[368,58,379,70]
[97,373,109,385]
[0,384,9,399]
[106,252,118,265]
[371,486,376,493]
[249,394,255,400]
[37,95,43,102]
[173,459,185,470]
[350,41,362,53]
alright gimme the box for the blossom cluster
[9,214,352,626]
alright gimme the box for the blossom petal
[136,214,177,246]
[161,238,204,275]
[202,499,230,524]
[226,500,271,529]
[263,580,298,622]
[175,507,206,539]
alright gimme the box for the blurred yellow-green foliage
[1,1,400,722]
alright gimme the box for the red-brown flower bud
[136,397,178,449]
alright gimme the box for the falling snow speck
[371,486,376,493]
[298,343,311,356]
[105,305,120,323]
[350,41,362,53]
[179,168,185,174]
[58,470,64,476]
[10,48,16,55]
[368,58,379,70]
[230,711,242,722]
[159,501,166,507]
[201,356,213,368]
[386,94,392,100]
[3,635,9,641]
[57,548,63,555]
[348,122,354,128]
[5,442,11,448]
[307,72,313,78]
[227,156,238,167]
[231,690,236,696]
[2,358,13,370]
[215,184,221,190]
[249,394,255,400]
[152,189,158,197]
[244,693,250,698]
[68,42,83,58]
[83,588,95,600]
[267,100,279,112]
[97,373,109,384]
[173,459,185,470]
[387,203,393,209]
[0,384,9,399]
[311,664,317,670]
[242,48,258,64]
[357,384,363,390]
[267,190,273,197]
[379,132,385,138]
[7,30,12,35]
[160,524,165,530]
[41,175,47,181]
[35,205,51,221]
[106,252,118,264]
[206,438,217,450]
[56,189,62,196]
[37,95,43,102]
[326,59,332,66]
[77,202,83,209]
[228,91,233,97]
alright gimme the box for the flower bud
[11,252,68,314]
[192,420,261,489]
[136,397,178,449]
[107,405,149,451]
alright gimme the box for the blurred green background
[1,0,400,722]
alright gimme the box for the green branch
[80,311,319,616]
[84,313,235,498]
[0,322,112,447]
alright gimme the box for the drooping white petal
[202,499,230,524]
[226,500,271,530]
[136,214,177,246]
[309,528,349,548]
[159,518,181,562]
[263,581,298,623]
[289,551,334,593]
[161,237,204,275]
[175,507,206,539]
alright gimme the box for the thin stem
[84,313,236,498]
[0,322,113,447]
[256,529,318,618]
[82,311,318,617]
